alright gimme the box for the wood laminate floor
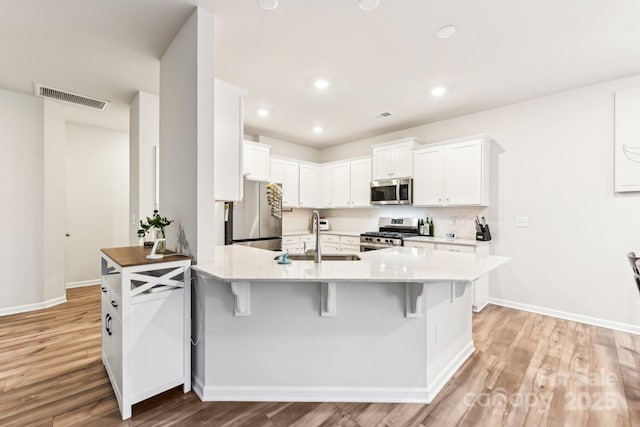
[0,286,639,426]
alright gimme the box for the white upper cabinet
[322,158,371,208]
[413,137,491,207]
[299,163,320,208]
[330,162,351,208]
[242,141,270,181]
[372,138,421,180]
[413,146,444,205]
[319,166,332,208]
[349,158,372,207]
[213,79,247,201]
[373,146,393,180]
[271,158,300,208]
[443,140,484,205]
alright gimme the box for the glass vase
[154,228,166,253]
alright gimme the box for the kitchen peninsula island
[192,245,509,404]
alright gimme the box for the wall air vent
[374,111,393,119]
[33,83,110,110]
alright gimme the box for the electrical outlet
[516,217,529,228]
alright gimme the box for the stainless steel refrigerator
[224,179,282,250]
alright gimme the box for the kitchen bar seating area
[2,1,640,425]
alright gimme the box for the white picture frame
[615,86,640,192]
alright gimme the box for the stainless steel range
[360,217,420,252]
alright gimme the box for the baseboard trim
[426,342,475,400]
[488,297,640,335]
[197,384,430,403]
[66,279,100,288]
[0,295,67,317]
[192,375,205,401]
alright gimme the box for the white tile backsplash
[283,206,491,238]
[282,208,314,233]
[317,206,490,239]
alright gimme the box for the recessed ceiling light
[436,25,456,39]
[258,0,278,10]
[256,108,270,117]
[431,86,447,97]
[312,126,323,134]
[313,79,330,90]
[358,0,380,11]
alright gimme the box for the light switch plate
[516,217,529,227]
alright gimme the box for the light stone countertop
[193,245,510,283]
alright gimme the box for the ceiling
[1,1,640,146]
[0,0,214,132]
[215,0,640,147]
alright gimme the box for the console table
[100,246,191,420]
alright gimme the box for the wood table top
[100,246,191,268]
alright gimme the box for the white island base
[191,245,509,404]
[192,277,473,403]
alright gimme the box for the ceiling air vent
[33,83,110,110]
[374,111,393,119]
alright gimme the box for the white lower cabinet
[282,235,301,252]
[319,234,360,253]
[321,234,341,253]
[339,236,360,253]
[283,234,316,253]
[100,248,191,420]
[404,240,490,312]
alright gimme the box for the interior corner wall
[319,74,640,330]
[130,91,159,245]
[0,89,45,310]
[43,100,66,301]
[160,7,215,264]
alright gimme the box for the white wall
[312,74,640,331]
[0,89,45,309]
[159,7,216,264]
[0,89,67,312]
[129,91,159,245]
[65,123,129,284]
[258,135,321,163]
[43,100,66,300]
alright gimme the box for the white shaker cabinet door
[243,141,270,181]
[392,144,413,178]
[319,166,332,208]
[349,158,371,207]
[213,80,246,201]
[271,158,299,207]
[299,163,319,208]
[283,161,300,208]
[413,147,444,206]
[331,162,351,208]
[372,146,393,180]
[443,140,483,205]
[270,158,284,185]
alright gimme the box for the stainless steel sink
[274,254,361,261]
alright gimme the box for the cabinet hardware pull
[111,301,118,308]
[101,287,107,293]
[105,314,112,336]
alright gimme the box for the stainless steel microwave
[370,178,413,205]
